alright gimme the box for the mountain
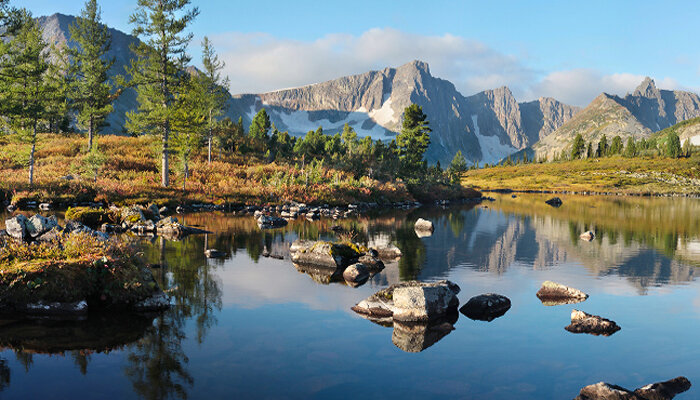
[533,78,700,159]
[36,13,579,165]
[37,13,139,133]
[228,61,579,165]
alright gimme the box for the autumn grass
[0,133,478,208]
[462,155,700,195]
[0,232,156,307]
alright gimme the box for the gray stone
[352,280,460,323]
[289,240,360,269]
[414,218,434,232]
[343,263,369,286]
[460,293,511,321]
[257,215,288,229]
[373,244,402,260]
[26,214,59,238]
[5,215,29,240]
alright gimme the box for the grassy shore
[461,155,700,196]
[0,133,479,208]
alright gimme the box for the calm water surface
[1,193,699,399]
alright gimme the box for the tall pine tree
[0,9,50,186]
[396,103,431,178]
[69,0,116,150]
[125,0,199,187]
[198,36,229,164]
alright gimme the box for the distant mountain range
[35,13,700,165]
[533,78,700,159]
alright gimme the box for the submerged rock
[575,376,691,400]
[133,291,171,312]
[352,280,460,323]
[536,281,588,305]
[459,293,511,321]
[414,218,434,237]
[545,197,563,207]
[580,230,595,241]
[565,309,621,336]
[18,300,88,317]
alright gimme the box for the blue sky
[23,0,700,106]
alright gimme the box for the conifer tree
[69,0,116,150]
[396,103,431,178]
[171,75,206,191]
[666,132,681,158]
[198,36,229,164]
[125,0,199,187]
[570,133,585,159]
[0,9,50,186]
[44,43,72,133]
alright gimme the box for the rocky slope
[533,78,700,159]
[230,61,579,165]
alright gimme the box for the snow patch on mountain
[472,115,516,164]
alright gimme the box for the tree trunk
[208,109,213,164]
[28,124,37,187]
[88,115,94,151]
[182,161,188,192]
[162,122,170,187]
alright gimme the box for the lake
[1,193,699,399]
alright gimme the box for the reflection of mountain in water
[400,205,697,291]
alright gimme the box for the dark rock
[357,254,385,272]
[545,197,563,207]
[35,227,64,243]
[565,309,621,336]
[536,281,588,305]
[459,293,511,321]
[575,376,691,400]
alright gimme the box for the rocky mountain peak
[403,60,430,75]
[633,77,660,98]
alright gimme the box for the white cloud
[202,28,695,107]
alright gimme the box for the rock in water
[5,215,29,241]
[575,376,691,400]
[545,197,563,207]
[343,263,369,287]
[352,280,461,323]
[289,240,361,269]
[257,215,288,229]
[536,281,588,305]
[205,249,226,258]
[372,244,402,260]
[565,309,620,336]
[580,230,595,241]
[414,218,434,236]
[460,293,511,321]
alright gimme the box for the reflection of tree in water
[130,234,225,399]
[0,358,9,391]
[394,219,426,280]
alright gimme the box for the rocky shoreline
[484,188,700,199]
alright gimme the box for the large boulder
[121,206,146,228]
[352,280,460,323]
[575,376,691,400]
[459,293,511,321]
[565,309,621,336]
[290,240,362,269]
[536,281,589,306]
[5,215,30,241]
[372,244,402,260]
[27,215,58,238]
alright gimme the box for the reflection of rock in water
[293,263,345,285]
[0,358,8,391]
[391,313,458,353]
[0,313,156,354]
